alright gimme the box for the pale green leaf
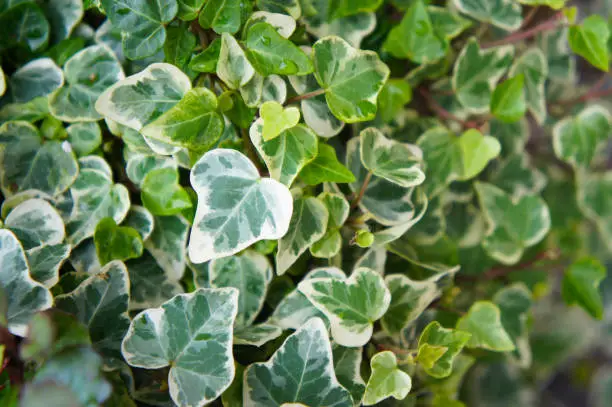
[217,33,255,89]
[456,301,516,351]
[141,168,193,216]
[244,11,297,39]
[362,351,412,406]
[458,129,501,180]
[259,101,300,141]
[234,323,283,346]
[256,0,301,19]
[417,322,471,378]
[303,6,375,49]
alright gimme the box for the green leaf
[377,79,412,123]
[126,251,184,310]
[276,196,329,274]
[141,168,193,216]
[176,0,205,20]
[250,120,318,186]
[101,0,178,59]
[96,63,190,132]
[122,288,239,407]
[383,0,447,64]
[55,261,130,361]
[475,182,551,265]
[569,15,610,72]
[298,267,391,347]
[0,229,52,335]
[245,22,313,76]
[562,257,607,319]
[362,351,412,406]
[0,3,49,52]
[553,105,611,169]
[145,215,190,281]
[126,154,177,187]
[140,88,224,152]
[123,206,155,240]
[333,345,366,405]
[243,317,353,407]
[451,0,522,31]
[244,11,297,39]
[428,6,473,40]
[259,101,301,141]
[452,39,514,114]
[509,48,548,124]
[313,36,390,122]
[43,0,84,43]
[209,250,272,327]
[493,283,533,366]
[417,322,471,379]
[66,122,102,156]
[360,127,425,188]
[538,27,575,81]
[0,121,78,197]
[234,323,283,346]
[7,58,64,104]
[489,153,547,199]
[456,301,515,351]
[490,75,526,123]
[218,33,256,89]
[303,7,375,49]
[199,0,247,34]
[50,45,124,122]
[190,38,222,73]
[164,26,196,71]
[300,143,356,185]
[311,192,350,258]
[4,198,65,251]
[189,149,293,263]
[94,217,143,265]
[458,129,501,180]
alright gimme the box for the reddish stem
[481,12,564,49]
[350,172,373,210]
[419,88,481,130]
[284,88,326,105]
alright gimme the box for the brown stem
[481,12,564,49]
[190,21,208,48]
[419,88,481,130]
[284,89,326,105]
[521,6,540,30]
[350,171,373,209]
[478,249,561,281]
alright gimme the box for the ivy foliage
[1,0,612,406]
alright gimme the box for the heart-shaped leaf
[26,243,71,288]
[259,101,301,141]
[121,288,239,407]
[562,257,607,319]
[243,317,353,407]
[360,127,425,188]
[362,351,412,406]
[493,283,533,366]
[456,301,515,351]
[7,58,64,104]
[189,149,293,263]
[569,15,610,71]
[123,205,155,241]
[217,33,256,89]
[451,0,522,31]
[300,143,356,185]
[0,229,53,335]
[458,129,502,180]
[66,122,102,157]
[94,217,143,265]
[416,322,471,378]
[311,192,350,259]
[0,2,49,52]
[313,36,390,122]
[475,182,551,265]
[244,11,297,39]
[141,168,193,216]
[126,251,184,310]
[333,345,366,405]
[49,45,124,122]
[4,198,65,251]
[298,267,391,347]
[490,75,526,123]
[55,261,130,362]
[509,48,548,124]
[198,0,246,34]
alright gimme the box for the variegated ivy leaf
[456,301,515,352]
[384,0,447,64]
[27,244,71,288]
[4,198,65,251]
[298,267,391,347]
[49,45,124,122]
[234,323,283,346]
[576,172,612,251]
[94,217,143,265]
[475,182,550,265]
[509,48,548,124]
[123,205,155,241]
[7,58,64,104]
[553,105,612,169]
[65,158,131,246]
[256,0,301,19]
[489,154,547,199]
[250,119,318,186]
[347,136,418,226]
[0,2,49,52]
[209,250,272,327]
[311,192,350,258]
[362,351,412,406]
[276,196,329,274]
[452,39,514,114]
[244,11,297,38]
[494,283,533,367]
[245,23,313,76]
[313,36,390,122]
[491,117,529,157]
[381,271,453,336]
[122,288,239,407]
[428,6,472,40]
[141,88,224,151]
[451,0,522,31]
[259,101,301,141]
[198,0,248,34]
[66,122,102,157]
[126,251,184,310]
[189,149,293,263]
[55,261,130,362]
[243,317,353,407]
[360,127,425,188]
[416,322,471,379]
[333,345,366,406]
[145,214,189,281]
[416,127,501,197]
[0,121,78,197]
[537,27,575,81]
[126,154,178,187]
[218,33,256,90]
[262,75,288,104]
[268,267,346,330]
[101,0,178,60]
[70,239,102,275]
[288,71,345,138]
[0,229,53,335]
[96,63,190,134]
[43,0,84,43]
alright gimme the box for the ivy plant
[1,0,612,406]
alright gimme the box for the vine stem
[553,74,612,107]
[350,171,373,210]
[481,12,564,49]
[419,88,482,130]
[284,88,326,105]
[460,249,561,282]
